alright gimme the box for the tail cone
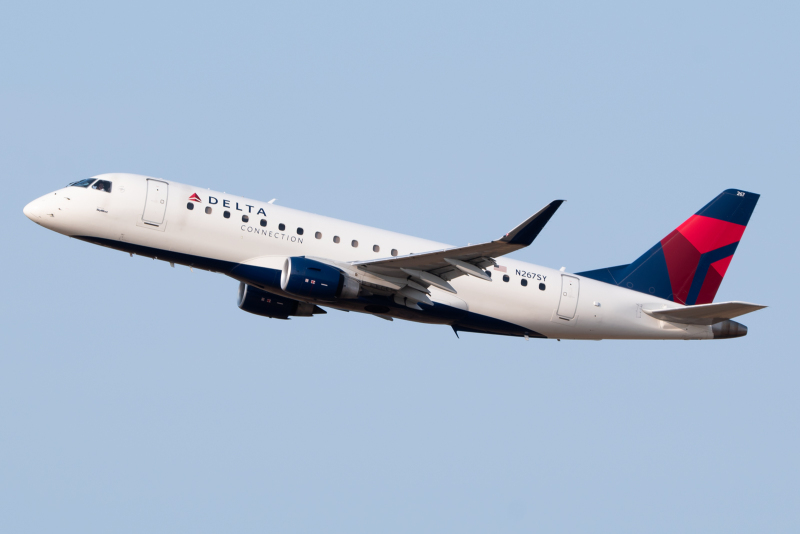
[712,320,748,339]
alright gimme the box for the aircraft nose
[23,198,41,221]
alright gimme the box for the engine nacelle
[280,257,360,301]
[237,283,325,319]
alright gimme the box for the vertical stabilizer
[578,189,759,305]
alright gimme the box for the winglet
[499,200,564,246]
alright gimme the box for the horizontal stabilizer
[643,301,766,325]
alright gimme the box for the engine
[237,283,326,319]
[280,257,360,301]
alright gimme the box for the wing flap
[643,301,766,325]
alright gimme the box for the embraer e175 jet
[24,174,765,340]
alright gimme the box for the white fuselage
[24,173,714,340]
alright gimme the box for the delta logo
[188,193,202,202]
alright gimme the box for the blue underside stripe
[74,236,545,338]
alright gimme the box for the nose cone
[23,198,42,222]
[23,193,61,229]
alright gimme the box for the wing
[643,301,767,325]
[353,199,563,274]
[333,200,564,309]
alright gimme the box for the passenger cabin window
[91,180,112,192]
[521,279,528,287]
[373,245,380,252]
[503,274,510,282]
[205,207,212,214]
[485,271,491,278]
[186,202,194,210]
[279,223,286,231]
[539,283,546,291]
[224,211,231,219]
[333,236,340,244]
[391,249,398,257]
[260,219,267,227]
[297,228,304,235]
[351,240,358,248]
[242,215,249,222]
[315,232,322,239]
[68,178,96,188]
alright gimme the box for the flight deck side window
[68,178,96,188]
[224,211,231,219]
[205,207,212,214]
[242,214,249,222]
[92,180,112,192]
[186,202,194,210]
[260,219,267,227]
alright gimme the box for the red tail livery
[578,189,759,305]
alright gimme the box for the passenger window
[485,271,491,278]
[373,245,380,252]
[224,211,231,219]
[186,202,194,210]
[503,274,510,282]
[242,215,249,222]
[315,232,322,239]
[539,283,546,291]
[391,249,398,257]
[68,178,96,188]
[297,228,304,235]
[521,279,528,287]
[279,223,285,231]
[260,219,267,227]
[205,207,212,214]
[351,240,358,248]
[92,180,112,192]
[333,236,340,244]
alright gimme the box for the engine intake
[237,283,326,319]
[280,257,360,301]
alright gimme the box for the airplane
[23,174,765,340]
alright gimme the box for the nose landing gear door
[140,179,169,230]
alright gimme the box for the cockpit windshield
[66,178,112,192]
[92,180,112,193]
[68,178,96,188]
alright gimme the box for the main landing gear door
[142,179,169,227]
[557,275,580,319]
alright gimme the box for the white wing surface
[321,200,564,309]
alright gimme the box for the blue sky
[1,2,798,532]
